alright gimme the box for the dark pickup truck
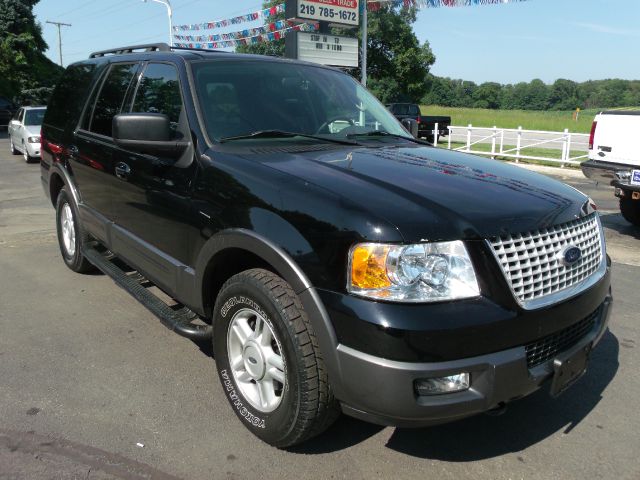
[41,43,612,448]
[387,103,451,141]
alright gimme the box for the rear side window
[132,63,184,136]
[410,105,420,116]
[89,63,138,137]
[45,63,96,131]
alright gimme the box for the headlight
[348,241,480,302]
[28,136,40,143]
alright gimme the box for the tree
[0,0,62,102]
[472,82,501,109]
[549,79,579,111]
[237,1,435,103]
[236,0,285,57]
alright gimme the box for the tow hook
[485,403,508,417]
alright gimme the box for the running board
[82,245,212,341]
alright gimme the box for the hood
[24,125,41,138]
[243,144,588,243]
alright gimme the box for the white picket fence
[428,124,589,167]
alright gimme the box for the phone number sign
[287,0,360,27]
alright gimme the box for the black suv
[41,44,612,448]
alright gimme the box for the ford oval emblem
[561,245,582,266]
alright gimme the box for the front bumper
[25,141,41,159]
[334,294,612,427]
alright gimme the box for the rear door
[72,62,141,232]
[110,61,197,275]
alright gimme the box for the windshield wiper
[347,130,431,145]
[219,130,358,146]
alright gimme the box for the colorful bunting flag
[367,0,528,11]
[173,4,285,32]
[174,20,295,43]
[174,23,318,50]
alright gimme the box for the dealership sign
[286,0,360,27]
[286,32,358,67]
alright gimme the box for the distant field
[421,106,599,134]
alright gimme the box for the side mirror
[401,118,419,138]
[112,113,190,158]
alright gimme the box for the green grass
[421,106,599,134]
[444,141,586,168]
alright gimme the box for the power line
[46,20,72,67]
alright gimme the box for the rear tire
[55,188,95,273]
[620,197,640,227]
[213,268,339,448]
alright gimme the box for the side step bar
[82,245,212,341]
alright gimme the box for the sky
[33,0,640,85]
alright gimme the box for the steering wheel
[315,116,356,135]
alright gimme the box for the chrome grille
[525,308,600,368]
[489,213,603,307]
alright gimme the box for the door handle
[115,162,131,180]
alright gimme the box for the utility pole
[46,20,72,67]
[361,1,368,87]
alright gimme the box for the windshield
[191,60,411,142]
[24,108,46,126]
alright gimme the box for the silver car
[9,106,46,163]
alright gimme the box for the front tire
[55,188,95,273]
[22,142,31,163]
[10,138,19,155]
[213,269,339,448]
[620,197,640,226]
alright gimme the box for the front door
[71,62,141,226]
[110,62,197,270]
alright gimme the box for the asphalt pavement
[0,133,638,480]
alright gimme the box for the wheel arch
[196,229,313,317]
[48,164,81,208]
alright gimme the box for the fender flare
[194,228,312,296]
[49,162,82,208]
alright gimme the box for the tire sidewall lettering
[220,368,266,429]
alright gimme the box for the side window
[410,105,420,116]
[45,63,96,131]
[89,63,138,137]
[132,63,184,138]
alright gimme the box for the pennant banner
[174,20,295,43]
[174,23,318,49]
[173,4,285,32]
[367,0,528,10]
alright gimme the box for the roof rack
[89,43,170,58]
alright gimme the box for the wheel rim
[227,307,286,413]
[60,203,76,257]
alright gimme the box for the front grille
[489,213,603,307]
[525,308,600,368]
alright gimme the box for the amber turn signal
[350,244,392,289]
